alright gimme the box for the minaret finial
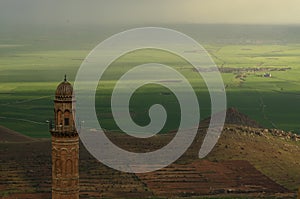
[64,74,67,82]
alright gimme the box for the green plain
[1,25,300,137]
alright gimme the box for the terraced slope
[0,141,153,199]
[1,118,300,198]
[138,159,288,198]
[0,141,51,198]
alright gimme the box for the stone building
[50,76,79,199]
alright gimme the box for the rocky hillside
[206,124,300,191]
[202,107,262,128]
[0,109,300,198]
[0,125,35,143]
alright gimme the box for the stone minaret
[50,76,79,199]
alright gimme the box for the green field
[1,25,300,137]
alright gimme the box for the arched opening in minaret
[64,110,70,126]
[57,110,62,127]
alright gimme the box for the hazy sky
[0,0,300,25]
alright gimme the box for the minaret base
[51,136,79,199]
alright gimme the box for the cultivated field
[0,25,300,137]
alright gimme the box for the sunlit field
[1,24,300,137]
